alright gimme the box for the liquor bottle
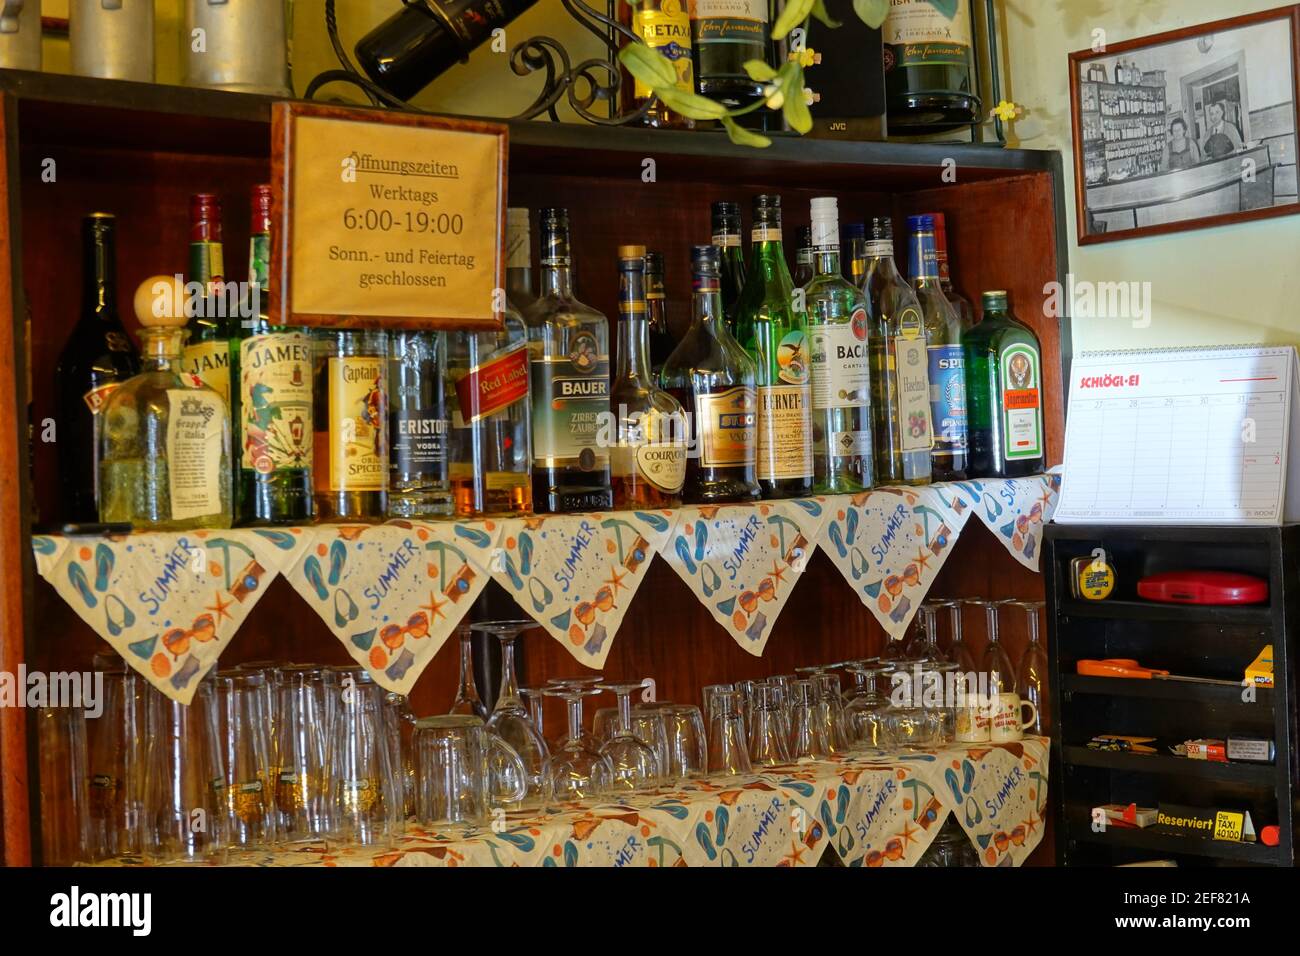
[388,331,453,518]
[610,247,687,510]
[933,212,975,327]
[883,0,980,134]
[734,194,813,499]
[619,0,695,129]
[182,193,234,407]
[793,225,814,289]
[448,311,533,518]
[962,291,1045,478]
[99,276,232,531]
[689,0,769,109]
[711,201,746,333]
[803,197,873,494]
[907,214,968,482]
[313,330,389,521]
[661,245,760,504]
[505,207,536,314]
[843,222,869,287]
[522,208,613,513]
[861,217,932,486]
[236,185,313,525]
[645,251,675,374]
[55,213,140,522]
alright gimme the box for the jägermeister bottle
[963,291,1045,478]
[861,217,932,486]
[734,194,813,499]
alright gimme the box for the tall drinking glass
[275,664,330,842]
[747,683,791,767]
[142,680,227,863]
[706,690,752,776]
[86,651,146,860]
[324,670,401,848]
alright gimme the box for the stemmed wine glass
[544,685,614,804]
[472,620,550,808]
[1011,600,1048,735]
[967,599,1017,696]
[597,681,661,793]
[546,676,603,751]
[519,687,546,740]
[947,599,978,673]
[449,623,485,718]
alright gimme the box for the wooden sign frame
[270,100,507,329]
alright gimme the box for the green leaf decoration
[772,0,816,39]
[720,116,772,148]
[928,0,960,18]
[811,0,841,28]
[655,86,730,120]
[852,0,889,29]
[743,58,778,83]
[781,64,812,134]
[618,41,677,90]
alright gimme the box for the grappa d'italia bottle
[963,291,1045,478]
[313,330,389,521]
[99,276,233,531]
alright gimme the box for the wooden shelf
[1065,817,1283,865]
[1060,598,1271,626]
[1063,746,1276,783]
[1063,673,1270,706]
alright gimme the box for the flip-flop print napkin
[946,473,1061,571]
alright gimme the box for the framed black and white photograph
[1069,5,1300,244]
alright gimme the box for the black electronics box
[804,13,887,140]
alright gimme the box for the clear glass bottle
[734,194,813,499]
[505,207,535,314]
[843,221,868,287]
[388,331,452,518]
[861,216,932,486]
[660,245,761,504]
[522,208,613,513]
[610,246,687,510]
[711,201,746,336]
[447,310,532,518]
[99,275,233,531]
[792,225,814,289]
[312,330,389,521]
[907,213,968,482]
[934,212,975,328]
[803,197,873,494]
[645,250,675,375]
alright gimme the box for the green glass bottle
[907,214,968,482]
[803,197,873,494]
[734,194,813,499]
[793,225,813,289]
[182,193,235,409]
[861,217,932,486]
[236,185,314,525]
[711,201,747,335]
[963,291,1046,478]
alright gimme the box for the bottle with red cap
[181,193,234,407]
[235,184,314,524]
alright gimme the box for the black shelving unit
[1046,524,1297,866]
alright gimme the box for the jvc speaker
[804,14,887,140]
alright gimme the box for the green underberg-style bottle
[237,185,313,525]
[963,291,1045,479]
[734,194,813,499]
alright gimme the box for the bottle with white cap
[803,197,874,493]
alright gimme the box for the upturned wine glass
[449,623,485,718]
[968,599,1017,696]
[1011,600,1048,735]
[473,620,550,807]
[597,681,661,793]
[544,685,614,804]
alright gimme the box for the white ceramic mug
[990,693,1037,743]
[955,695,991,743]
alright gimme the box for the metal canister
[183,0,291,96]
[0,0,41,71]
[69,0,155,82]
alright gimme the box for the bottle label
[635,3,694,99]
[751,225,781,244]
[181,340,232,405]
[530,335,611,470]
[392,410,448,477]
[928,344,968,452]
[83,382,121,415]
[865,240,893,258]
[1001,344,1043,461]
[239,332,313,474]
[455,343,529,423]
[506,217,530,270]
[884,0,972,69]
[894,333,933,452]
[757,384,813,480]
[691,0,769,43]
[611,407,688,494]
[829,429,872,458]
[166,389,226,522]
[327,356,386,492]
[635,441,687,493]
[696,385,756,468]
[808,312,870,410]
[189,240,224,289]
[711,233,741,248]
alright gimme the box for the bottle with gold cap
[98,275,233,530]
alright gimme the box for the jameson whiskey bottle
[934,212,975,328]
[182,193,234,408]
[861,217,932,486]
[689,0,769,109]
[55,213,140,522]
[448,312,532,518]
[611,247,687,510]
[793,225,814,289]
[883,0,980,133]
[843,222,869,287]
[661,245,760,504]
[237,185,313,525]
[522,208,613,513]
[804,198,873,494]
[963,291,1045,478]
[645,251,675,374]
[388,331,452,518]
[313,330,389,521]
[505,207,536,314]
[907,214,968,482]
[711,201,746,334]
[620,0,695,128]
[734,194,813,499]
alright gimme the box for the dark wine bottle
[710,201,746,335]
[689,0,770,109]
[883,0,980,134]
[55,214,140,522]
